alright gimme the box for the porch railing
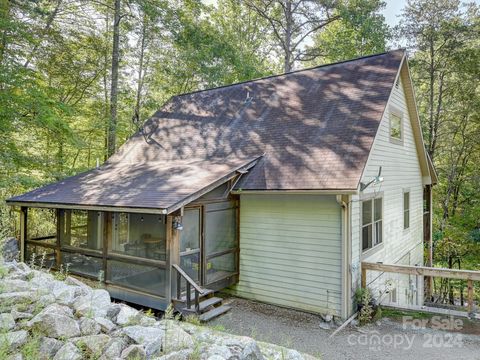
[362,262,480,314]
[172,264,207,312]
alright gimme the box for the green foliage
[308,0,390,65]
[357,287,374,325]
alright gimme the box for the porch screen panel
[60,210,103,251]
[61,251,103,278]
[25,243,56,268]
[26,208,57,245]
[107,259,166,297]
[204,201,238,285]
[111,213,166,261]
[180,208,201,282]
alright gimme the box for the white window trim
[360,194,384,254]
[389,106,404,145]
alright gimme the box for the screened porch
[19,192,239,309]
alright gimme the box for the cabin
[7,49,437,321]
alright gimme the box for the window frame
[361,195,384,253]
[389,106,404,145]
[403,190,410,230]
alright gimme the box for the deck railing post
[195,290,200,312]
[186,283,191,309]
[467,279,474,314]
[361,266,366,289]
[176,269,181,300]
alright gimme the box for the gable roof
[9,49,416,212]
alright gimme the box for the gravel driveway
[208,296,480,360]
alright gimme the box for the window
[362,197,383,251]
[404,191,410,229]
[390,112,403,141]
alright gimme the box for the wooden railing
[362,262,480,314]
[172,264,206,313]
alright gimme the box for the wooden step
[179,288,214,302]
[199,304,231,322]
[183,296,223,313]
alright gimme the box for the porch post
[425,185,433,301]
[19,207,27,262]
[166,214,180,301]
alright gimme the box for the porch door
[179,207,202,284]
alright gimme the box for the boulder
[95,317,117,333]
[0,330,28,349]
[204,345,233,359]
[79,317,101,336]
[65,276,91,295]
[115,305,140,326]
[241,341,264,360]
[1,237,19,262]
[38,337,64,360]
[29,271,55,291]
[0,313,16,331]
[121,344,147,360]
[71,334,111,355]
[7,354,23,360]
[154,349,193,360]
[163,322,194,353]
[53,342,83,360]
[101,337,129,359]
[11,309,33,321]
[106,303,122,321]
[0,291,37,304]
[29,312,80,339]
[123,325,164,356]
[52,282,78,306]
[73,289,111,318]
[3,279,32,292]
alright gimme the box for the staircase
[171,264,231,322]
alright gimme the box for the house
[7,49,437,320]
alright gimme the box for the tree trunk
[427,39,435,160]
[133,15,147,126]
[103,12,110,161]
[283,0,292,73]
[0,0,10,64]
[108,0,121,158]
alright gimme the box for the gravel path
[208,297,480,360]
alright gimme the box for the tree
[397,0,476,162]
[307,0,390,64]
[245,0,339,72]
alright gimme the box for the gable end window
[404,191,410,229]
[362,197,383,251]
[389,110,403,143]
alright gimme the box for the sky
[383,0,406,28]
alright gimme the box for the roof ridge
[174,49,405,98]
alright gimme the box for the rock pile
[0,259,317,360]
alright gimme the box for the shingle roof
[8,50,405,210]
[8,157,261,212]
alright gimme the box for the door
[179,207,202,284]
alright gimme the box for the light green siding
[231,194,342,316]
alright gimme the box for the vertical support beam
[361,266,366,289]
[56,209,64,267]
[467,279,474,314]
[103,212,111,284]
[424,185,433,302]
[166,215,180,302]
[19,207,27,262]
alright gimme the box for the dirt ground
[208,296,480,360]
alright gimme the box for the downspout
[336,195,351,319]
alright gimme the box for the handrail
[362,262,480,281]
[172,264,206,313]
[361,262,479,314]
[172,264,205,294]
